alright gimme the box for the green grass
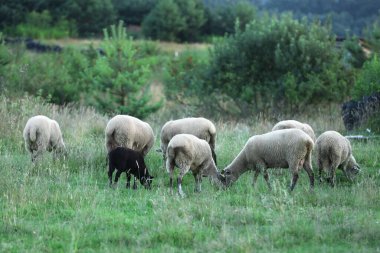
[1,96,380,252]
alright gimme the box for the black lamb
[108,147,154,189]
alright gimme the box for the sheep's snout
[221,169,235,187]
[143,175,154,189]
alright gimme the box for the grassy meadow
[0,96,380,253]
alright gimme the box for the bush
[1,44,90,104]
[142,0,205,42]
[207,13,352,115]
[352,55,380,99]
[14,10,75,39]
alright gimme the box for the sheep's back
[106,115,154,152]
[23,115,52,142]
[161,117,215,144]
[315,131,350,163]
[247,129,312,168]
[272,120,315,142]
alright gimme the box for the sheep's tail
[208,125,217,165]
[105,127,116,151]
[305,138,314,161]
[29,125,37,142]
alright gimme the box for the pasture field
[0,96,379,253]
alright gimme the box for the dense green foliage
[112,0,157,26]
[164,13,355,117]
[0,25,165,119]
[353,55,380,99]
[1,96,379,252]
[203,1,257,36]
[1,0,379,41]
[142,0,206,42]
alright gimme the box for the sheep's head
[141,168,154,189]
[221,168,237,187]
[345,155,360,181]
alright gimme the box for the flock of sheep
[23,115,361,197]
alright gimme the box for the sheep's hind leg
[303,157,314,190]
[178,166,189,197]
[289,159,303,191]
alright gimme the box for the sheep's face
[221,169,236,187]
[141,175,154,189]
[345,156,360,180]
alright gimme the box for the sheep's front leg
[114,170,122,187]
[108,165,115,187]
[194,173,202,192]
[252,169,260,187]
[126,173,131,188]
[263,169,272,191]
[133,177,137,190]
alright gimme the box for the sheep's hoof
[178,191,186,198]
[133,185,138,190]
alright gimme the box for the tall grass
[1,96,379,252]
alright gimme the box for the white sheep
[105,115,154,156]
[160,117,217,164]
[23,115,66,162]
[315,130,360,187]
[166,134,223,197]
[272,120,316,142]
[222,129,314,191]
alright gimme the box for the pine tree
[85,21,161,118]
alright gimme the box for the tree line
[1,0,379,40]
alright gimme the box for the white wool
[315,130,360,186]
[105,115,154,156]
[23,115,65,161]
[223,128,314,190]
[272,119,316,142]
[160,117,216,160]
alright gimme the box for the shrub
[352,55,380,99]
[142,0,205,42]
[14,10,75,39]
[207,13,352,115]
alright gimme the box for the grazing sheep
[105,115,154,156]
[160,117,217,164]
[23,115,66,162]
[315,131,360,187]
[166,134,223,197]
[222,129,314,191]
[108,147,154,189]
[272,120,316,142]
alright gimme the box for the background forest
[1,0,380,130]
